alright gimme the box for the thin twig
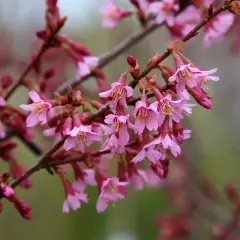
[5,24,63,100]
[57,22,160,94]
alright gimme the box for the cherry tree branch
[6,1,232,195]
[57,22,161,94]
[5,23,64,100]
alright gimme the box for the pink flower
[0,183,14,197]
[145,168,163,188]
[148,0,179,26]
[43,127,62,143]
[127,163,147,191]
[173,121,191,144]
[96,177,128,213]
[132,145,165,164]
[146,133,181,158]
[101,114,131,153]
[204,13,235,48]
[64,125,101,152]
[20,91,52,127]
[76,56,99,80]
[72,164,96,192]
[134,99,159,134]
[99,73,133,113]
[100,0,132,28]
[61,176,88,213]
[168,6,201,40]
[168,64,201,93]
[158,94,187,126]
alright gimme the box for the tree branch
[5,23,64,100]
[57,22,160,94]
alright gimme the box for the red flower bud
[1,75,14,89]
[43,67,56,79]
[127,55,137,67]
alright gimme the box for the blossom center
[33,103,44,116]
[179,69,192,82]
[111,85,125,101]
[163,3,173,13]
[114,119,126,132]
[76,132,87,145]
[200,78,208,86]
[161,100,174,115]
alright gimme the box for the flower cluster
[100,0,235,48]
[0,0,239,229]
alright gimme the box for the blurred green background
[0,1,240,239]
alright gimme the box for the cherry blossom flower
[127,163,148,190]
[64,125,101,152]
[204,13,235,48]
[96,177,128,213]
[146,133,181,158]
[101,114,131,153]
[76,56,99,80]
[61,175,88,213]
[169,54,219,95]
[0,183,14,197]
[99,73,133,113]
[132,144,165,164]
[168,6,201,40]
[173,121,191,144]
[20,91,52,127]
[72,163,96,192]
[100,0,133,28]
[134,99,159,134]
[157,94,187,126]
[148,0,179,26]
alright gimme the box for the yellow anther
[161,101,175,116]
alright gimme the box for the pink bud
[47,0,58,10]
[1,75,14,89]
[187,87,212,109]
[127,55,137,67]
[36,30,47,40]
[70,42,91,56]
[43,68,56,79]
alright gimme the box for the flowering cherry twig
[4,18,66,100]
[3,0,235,198]
[0,1,240,236]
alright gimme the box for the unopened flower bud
[43,68,56,79]
[36,30,47,40]
[1,75,14,89]
[70,42,91,56]
[225,183,238,203]
[127,55,137,67]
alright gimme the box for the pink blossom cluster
[0,0,238,223]
[18,48,219,213]
[100,0,235,47]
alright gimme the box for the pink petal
[64,137,76,151]
[96,197,108,213]
[26,112,39,127]
[29,91,41,102]
[132,149,146,163]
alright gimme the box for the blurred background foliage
[0,1,240,240]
